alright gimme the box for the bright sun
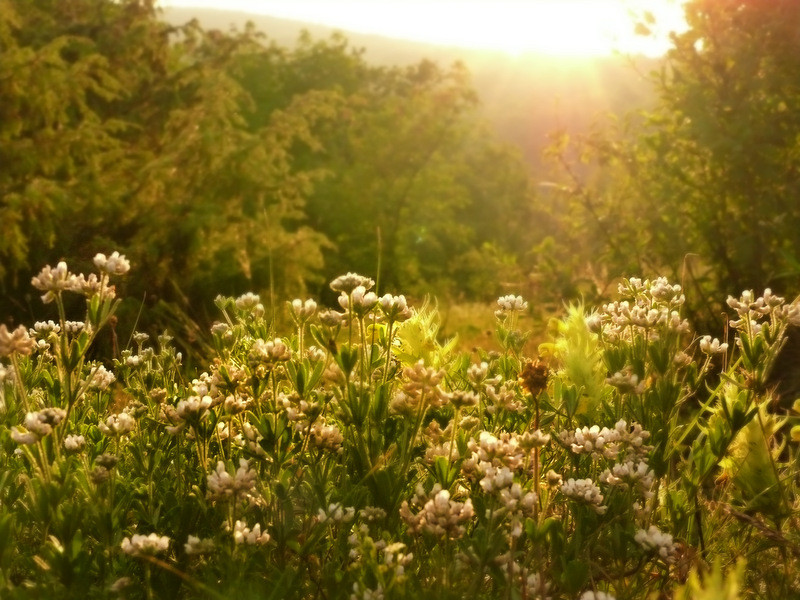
[159,0,688,57]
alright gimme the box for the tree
[239,35,536,298]
[552,0,800,329]
[0,0,335,327]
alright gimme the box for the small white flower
[235,292,263,315]
[184,535,214,555]
[94,251,131,276]
[338,286,378,315]
[635,525,677,563]
[10,427,39,445]
[12,408,67,443]
[378,294,412,321]
[248,338,292,364]
[330,272,375,294]
[290,298,317,321]
[99,412,135,436]
[233,520,270,545]
[176,395,214,421]
[87,365,116,390]
[318,502,356,524]
[699,335,728,355]
[31,262,77,303]
[64,434,86,452]
[0,325,36,357]
[605,370,645,395]
[495,294,528,318]
[560,478,607,515]
[121,533,169,556]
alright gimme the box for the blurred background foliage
[550,0,800,332]
[2,0,800,350]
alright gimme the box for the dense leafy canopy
[0,0,535,335]
[551,0,800,329]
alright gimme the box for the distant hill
[160,7,660,174]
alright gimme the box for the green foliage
[674,560,745,600]
[0,0,535,338]
[3,255,800,598]
[548,0,800,329]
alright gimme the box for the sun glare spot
[159,0,688,58]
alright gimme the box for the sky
[158,0,689,57]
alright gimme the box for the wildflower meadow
[2,253,800,599]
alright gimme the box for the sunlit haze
[159,0,688,57]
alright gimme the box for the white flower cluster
[184,535,214,555]
[381,541,413,579]
[248,338,292,365]
[560,425,620,460]
[233,520,270,545]
[599,459,655,499]
[222,393,250,415]
[391,361,447,415]
[399,484,474,538]
[86,364,116,391]
[318,309,344,327]
[308,421,344,453]
[480,464,515,493]
[330,273,375,294]
[279,392,320,428]
[698,335,728,355]
[207,459,258,503]
[634,525,677,563]
[560,478,607,515]
[447,389,479,409]
[31,320,60,337]
[499,483,538,537]
[727,288,800,334]
[234,292,264,316]
[120,533,169,557]
[290,298,317,322]
[378,294,412,321]
[467,361,491,385]
[99,411,135,437]
[485,382,523,413]
[306,345,326,363]
[177,395,214,421]
[64,434,86,452]
[11,408,67,444]
[93,252,130,276]
[338,286,378,317]
[0,324,36,358]
[605,369,645,395]
[30,262,76,303]
[470,431,525,469]
[559,420,651,460]
[359,506,387,522]
[424,440,455,465]
[495,294,528,318]
[317,502,356,524]
[232,421,267,458]
[462,431,528,492]
[518,429,551,450]
[31,254,128,304]
[645,277,684,306]
[588,277,689,342]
